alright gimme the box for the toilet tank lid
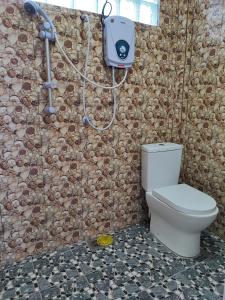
[153,184,217,215]
[142,143,183,153]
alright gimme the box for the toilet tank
[141,143,183,192]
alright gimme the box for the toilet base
[150,213,200,258]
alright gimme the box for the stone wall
[0,0,224,266]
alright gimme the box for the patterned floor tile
[0,224,225,300]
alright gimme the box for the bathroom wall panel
[182,0,225,238]
[0,0,184,264]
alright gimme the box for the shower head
[24,1,39,16]
[24,0,55,34]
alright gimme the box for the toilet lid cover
[153,184,217,215]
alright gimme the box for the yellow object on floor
[96,234,113,247]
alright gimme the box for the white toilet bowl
[141,143,219,257]
[146,184,218,257]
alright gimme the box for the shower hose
[55,15,128,131]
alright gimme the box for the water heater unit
[104,16,135,68]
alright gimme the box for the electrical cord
[54,13,128,130]
[101,0,112,25]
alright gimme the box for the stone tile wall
[181,0,225,238]
[0,0,224,266]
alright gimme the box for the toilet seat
[152,184,217,215]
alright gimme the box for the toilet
[141,143,218,257]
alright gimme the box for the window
[37,0,160,26]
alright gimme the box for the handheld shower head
[24,0,56,35]
[24,1,39,16]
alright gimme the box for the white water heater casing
[104,16,135,68]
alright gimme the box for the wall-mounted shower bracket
[80,15,88,23]
[42,32,56,114]
[43,80,57,89]
[39,21,56,42]
[83,115,90,125]
[40,30,55,41]
[44,105,56,114]
[23,2,56,114]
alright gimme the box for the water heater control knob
[120,45,126,53]
[115,40,130,60]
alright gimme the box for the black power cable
[101,0,112,26]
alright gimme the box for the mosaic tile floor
[1,224,225,300]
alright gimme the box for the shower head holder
[39,21,56,41]
[24,1,56,41]
[39,29,55,41]
[80,15,88,22]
